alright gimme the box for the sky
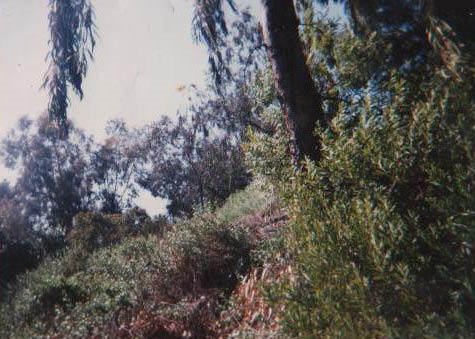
[0,0,214,215]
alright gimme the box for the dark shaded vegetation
[68,208,167,251]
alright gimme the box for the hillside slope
[0,182,287,338]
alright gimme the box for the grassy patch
[216,180,276,225]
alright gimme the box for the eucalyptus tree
[138,113,250,218]
[43,0,96,136]
[0,115,95,234]
[174,0,475,163]
[90,120,143,214]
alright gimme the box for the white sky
[0,0,215,215]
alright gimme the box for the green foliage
[0,184,271,337]
[44,0,96,131]
[246,21,475,337]
[67,208,165,251]
[159,214,251,297]
[0,115,95,234]
[216,180,276,224]
[91,120,144,214]
[0,240,42,295]
[140,112,251,218]
[0,236,161,337]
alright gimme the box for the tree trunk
[261,0,325,164]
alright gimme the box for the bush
[67,208,167,251]
[0,240,42,295]
[0,236,165,337]
[0,185,267,337]
[158,214,251,299]
[246,31,475,338]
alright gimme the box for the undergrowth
[246,26,475,338]
[0,182,276,338]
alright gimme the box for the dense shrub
[67,207,167,251]
[0,185,271,337]
[156,214,251,301]
[0,240,42,294]
[246,27,475,337]
[0,236,163,337]
[0,225,70,294]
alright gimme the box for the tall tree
[192,0,325,163]
[90,120,142,214]
[0,115,95,234]
[192,0,475,163]
[138,114,250,218]
[260,0,325,163]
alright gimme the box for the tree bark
[261,0,325,164]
